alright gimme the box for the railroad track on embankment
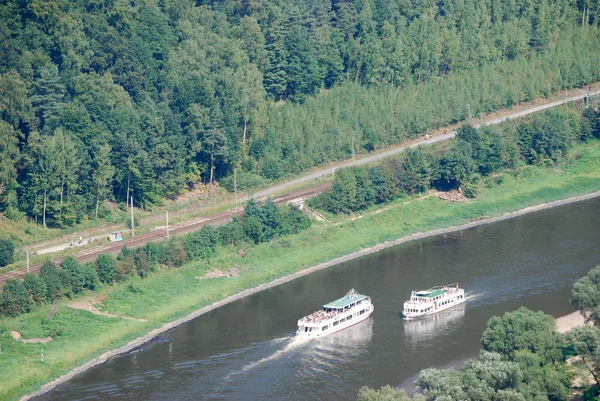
[0,182,332,286]
[2,86,598,286]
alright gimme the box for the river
[36,197,600,401]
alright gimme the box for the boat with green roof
[296,289,374,338]
[402,283,465,319]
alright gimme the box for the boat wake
[464,292,483,303]
[224,335,313,379]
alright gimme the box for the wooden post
[166,211,169,240]
[130,197,135,237]
[234,167,238,207]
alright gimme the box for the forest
[357,264,600,401]
[311,107,600,214]
[1,0,600,228]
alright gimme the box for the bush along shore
[2,109,600,400]
[358,264,600,401]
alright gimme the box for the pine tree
[263,28,288,100]
[30,66,66,132]
[284,24,322,101]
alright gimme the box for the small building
[109,231,123,242]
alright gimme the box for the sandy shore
[556,311,588,333]
[20,189,600,401]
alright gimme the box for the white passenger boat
[296,289,374,338]
[402,283,465,320]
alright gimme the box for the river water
[37,198,600,401]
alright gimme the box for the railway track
[0,181,332,286]
[2,88,597,287]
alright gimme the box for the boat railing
[404,299,433,305]
[405,288,462,305]
[429,283,460,290]
[299,302,371,324]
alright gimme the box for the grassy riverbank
[2,141,600,401]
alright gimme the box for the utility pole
[234,166,238,207]
[166,211,169,240]
[130,196,135,237]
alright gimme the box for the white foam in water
[225,335,313,379]
[464,292,484,303]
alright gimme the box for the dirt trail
[69,301,148,322]
[10,331,53,344]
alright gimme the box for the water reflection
[33,197,600,401]
[312,318,373,356]
[293,319,374,397]
[403,305,466,343]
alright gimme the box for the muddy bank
[20,189,600,401]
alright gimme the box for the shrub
[116,256,136,280]
[186,225,217,260]
[243,216,263,244]
[1,279,33,316]
[162,238,188,267]
[39,261,70,302]
[61,256,86,294]
[117,247,136,261]
[134,249,152,278]
[96,254,118,284]
[4,206,24,221]
[217,218,246,247]
[0,239,15,267]
[125,214,140,230]
[116,247,136,279]
[23,274,47,304]
[82,263,99,290]
[281,205,312,235]
[220,171,268,192]
[145,242,166,266]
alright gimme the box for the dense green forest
[1,0,600,228]
[357,265,600,401]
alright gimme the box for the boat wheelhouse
[402,283,465,320]
[296,289,374,338]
